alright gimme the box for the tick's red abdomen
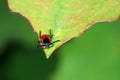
[41,34,50,41]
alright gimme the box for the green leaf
[8,0,120,58]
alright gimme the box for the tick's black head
[43,38,50,43]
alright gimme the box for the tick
[37,29,60,49]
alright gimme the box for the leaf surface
[8,0,120,58]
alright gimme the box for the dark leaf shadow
[0,40,59,80]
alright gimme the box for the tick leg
[50,40,60,44]
[37,45,45,48]
[38,30,42,42]
[39,30,42,38]
[50,29,52,35]
[38,40,42,43]
[49,43,53,47]
[49,29,53,39]
[37,44,46,49]
[38,40,40,43]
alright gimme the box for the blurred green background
[0,0,120,80]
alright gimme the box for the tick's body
[37,29,60,49]
[41,34,51,43]
[40,34,51,48]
